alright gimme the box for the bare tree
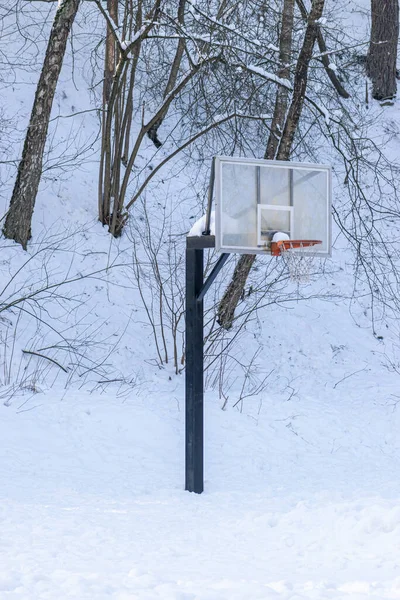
[0,226,131,392]
[296,0,350,99]
[96,0,231,237]
[266,0,296,161]
[3,0,80,249]
[367,0,399,101]
[218,0,325,330]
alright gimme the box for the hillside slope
[1,0,400,598]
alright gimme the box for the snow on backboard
[214,156,332,256]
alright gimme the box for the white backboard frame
[214,156,332,257]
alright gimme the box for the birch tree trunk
[217,0,325,330]
[367,0,399,101]
[3,0,80,249]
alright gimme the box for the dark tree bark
[217,0,325,330]
[3,0,80,249]
[277,0,325,159]
[265,0,295,160]
[147,0,187,149]
[367,0,399,101]
[103,0,118,104]
[296,0,350,99]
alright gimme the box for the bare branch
[22,350,69,373]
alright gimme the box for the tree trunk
[103,0,118,104]
[147,0,186,148]
[277,0,325,159]
[97,0,161,234]
[367,0,399,101]
[296,0,350,99]
[217,0,295,330]
[217,0,325,330]
[265,0,295,160]
[3,0,80,250]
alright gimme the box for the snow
[247,64,291,90]
[3,366,400,598]
[188,210,215,236]
[272,231,290,242]
[2,1,400,598]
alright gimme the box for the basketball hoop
[271,239,322,283]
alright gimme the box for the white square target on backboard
[214,156,332,256]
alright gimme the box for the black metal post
[185,246,204,493]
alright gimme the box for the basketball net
[278,241,319,283]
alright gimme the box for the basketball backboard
[214,156,331,256]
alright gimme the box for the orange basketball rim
[270,239,322,256]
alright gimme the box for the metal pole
[203,157,216,235]
[185,245,204,493]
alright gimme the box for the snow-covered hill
[2,0,400,598]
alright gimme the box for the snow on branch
[242,63,334,124]
[93,0,158,55]
[247,64,292,90]
[93,0,123,48]
[186,0,279,54]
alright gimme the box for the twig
[333,367,367,389]
[22,350,68,373]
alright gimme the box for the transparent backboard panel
[217,162,258,249]
[259,167,291,207]
[214,156,331,256]
[258,205,293,247]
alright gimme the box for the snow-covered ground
[2,0,400,598]
[2,285,400,598]
[2,361,400,599]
